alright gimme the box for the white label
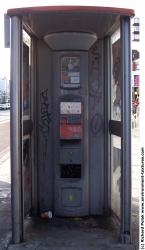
[71,77,80,83]
[60,102,81,114]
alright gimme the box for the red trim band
[7,5,135,16]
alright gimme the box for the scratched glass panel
[111,135,121,219]
[111,29,121,121]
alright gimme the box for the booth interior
[8,6,133,244]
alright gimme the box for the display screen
[61,56,80,88]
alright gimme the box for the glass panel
[111,29,121,121]
[23,138,31,215]
[23,42,30,117]
[61,56,80,88]
[111,135,121,219]
[23,31,31,216]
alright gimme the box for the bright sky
[0,0,143,79]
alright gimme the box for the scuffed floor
[8,216,134,250]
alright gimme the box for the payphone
[57,96,85,215]
[54,52,89,216]
[59,97,82,180]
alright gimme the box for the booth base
[8,216,134,250]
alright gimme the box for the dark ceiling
[23,11,120,39]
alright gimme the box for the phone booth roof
[7,6,134,39]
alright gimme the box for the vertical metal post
[120,16,132,243]
[30,37,38,215]
[10,16,23,243]
[104,36,111,215]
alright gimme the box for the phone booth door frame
[9,8,132,245]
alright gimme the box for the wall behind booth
[37,40,53,212]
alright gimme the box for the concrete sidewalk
[0,155,11,250]
[131,128,140,250]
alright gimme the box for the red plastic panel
[60,124,83,139]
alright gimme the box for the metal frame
[10,16,24,243]
[120,16,132,244]
[104,36,111,214]
[108,17,132,243]
[30,37,38,215]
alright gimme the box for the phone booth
[6,4,133,245]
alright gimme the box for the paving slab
[0,155,11,250]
